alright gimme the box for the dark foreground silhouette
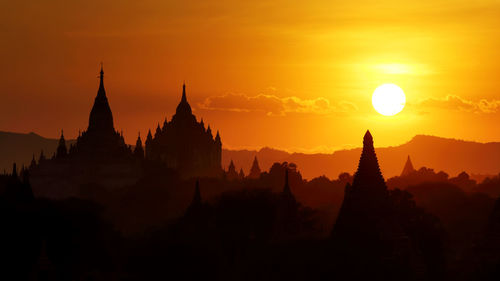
[2,69,500,280]
[2,131,500,280]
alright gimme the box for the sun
[372,84,406,116]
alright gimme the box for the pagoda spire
[98,62,105,98]
[350,130,386,194]
[182,82,187,103]
[400,155,416,177]
[226,159,238,180]
[215,130,221,144]
[174,82,193,116]
[134,132,144,159]
[248,156,261,179]
[56,130,67,158]
[332,130,388,239]
[88,64,114,133]
[207,125,213,139]
[145,129,153,160]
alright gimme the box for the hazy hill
[223,135,500,180]
[0,131,75,172]
[1,131,499,180]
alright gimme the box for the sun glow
[372,84,406,116]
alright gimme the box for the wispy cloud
[198,93,357,116]
[419,95,500,114]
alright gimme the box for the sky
[1,0,500,152]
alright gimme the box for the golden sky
[1,0,500,152]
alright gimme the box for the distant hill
[0,131,75,172]
[223,135,500,180]
[1,131,499,180]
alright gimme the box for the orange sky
[1,0,500,152]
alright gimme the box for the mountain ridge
[1,130,499,180]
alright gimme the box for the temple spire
[98,63,105,98]
[400,155,416,177]
[174,82,193,116]
[56,129,67,158]
[351,130,386,195]
[88,64,114,132]
[363,129,373,148]
[215,130,221,144]
[207,125,213,139]
[134,132,144,159]
[182,82,187,103]
[248,156,261,179]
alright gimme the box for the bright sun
[372,84,406,116]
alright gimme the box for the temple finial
[182,82,187,103]
[363,130,373,147]
[99,62,104,79]
[97,62,106,98]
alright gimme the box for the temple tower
[88,65,114,134]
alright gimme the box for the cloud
[198,93,357,116]
[419,95,500,114]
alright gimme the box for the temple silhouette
[331,130,446,279]
[3,67,497,280]
[26,67,225,199]
[29,67,141,198]
[144,84,222,178]
[248,156,262,179]
[333,130,393,242]
[400,155,416,177]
